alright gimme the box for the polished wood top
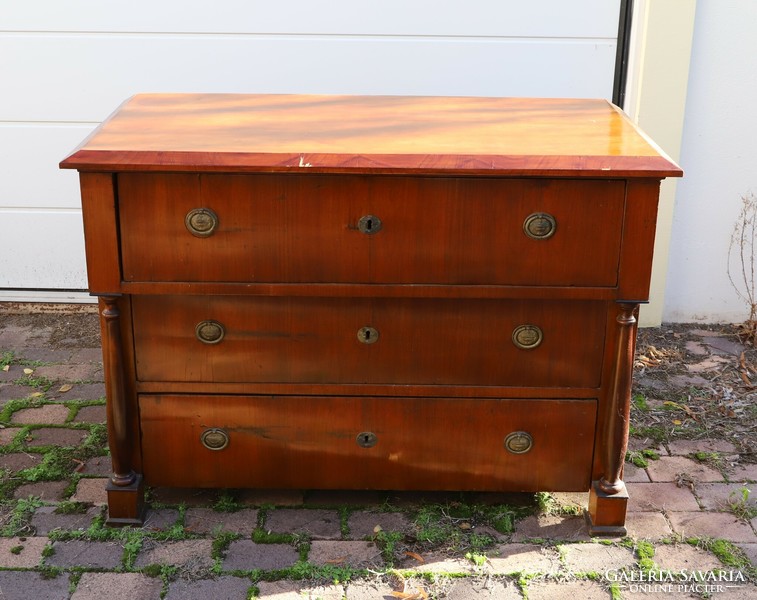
[61,94,682,177]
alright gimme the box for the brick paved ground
[0,309,755,598]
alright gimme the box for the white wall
[0,1,619,299]
[663,1,757,323]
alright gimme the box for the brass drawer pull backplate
[185,208,219,237]
[504,431,533,454]
[196,320,225,344]
[201,428,230,451]
[512,324,543,350]
[523,212,556,240]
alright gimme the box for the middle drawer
[132,296,606,387]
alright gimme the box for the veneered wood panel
[79,172,120,293]
[61,95,681,177]
[139,394,597,491]
[119,174,625,286]
[131,296,607,388]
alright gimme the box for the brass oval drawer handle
[358,214,382,234]
[356,431,378,448]
[201,428,230,451]
[185,207,219,237]
[357,326,379,344]
[523,212,556,240]
[504,431,533,454]
[196,320,225,344]
[512,324,543,350]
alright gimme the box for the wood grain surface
[60,94,682,177]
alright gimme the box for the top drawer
[118,173,624,286]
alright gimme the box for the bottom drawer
[139,395,596,491]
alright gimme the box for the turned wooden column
[587,302,639,535]
[100,295,144,525]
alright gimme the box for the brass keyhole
[358,215,382,234]
[358,326,379,344]
[356,432,378,448]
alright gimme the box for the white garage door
[0,0,621,301]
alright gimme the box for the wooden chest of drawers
[61,94,681,533]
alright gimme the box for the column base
[586,479,628,536]
[105,474,146,526]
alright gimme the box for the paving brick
[24,426,88,447]
[69,477,108,505]
[11,404,70,424]
[0,570,71,600]
[527,580,611,600]
[0,384,35,401]
[0,535,49,567]
[19,348,73,363]
[73,403,106,422]
[624,511,674,540]
[668,512,757,543]
[625,462,651,482]
[560,542,636,573]
[685,340,709,355]
[443,578,522,599]
[512,514,591,542]
[485,542,560,574]
[257,581,345,599]
[627,483,700,512]
[735,543,757,566]
[142,508,181,531]
[668,439,738,455]
[0,427,19,445]
[0,325,37,348]
[72,572,162,600]
[183,507,258,535]
[134,539,213,570]
[308,540,383,568]
[0,451,42,471]
[551,491,588,510]
[34,363,101,382]
[730,463,757,482]
[344,581,398,600]
[264,508,341,539]
[696,483,757,511]
[31,505,101,535]
[0,365,22,382]
[700,335,746,356]
[70,348,104,363]
[165,576,252,600]
[14,480,69,501]
[647,456,724,483]
[222,540,299,571]
[235,488,304,506]
[651,542,722,571]
[46,540,123,569]
[347,510,413,538]
[80,455,111,476]
[400,551,473,574]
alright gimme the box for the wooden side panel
[139,394,597,491]
[132,296,607,388]
[118,174,625,286]
[617,179,661,301]
[80,172,121,293]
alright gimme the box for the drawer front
[132,295,606,387]
[118,173,624,286]
[139,394,596,491]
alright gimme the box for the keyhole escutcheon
[357,326,379,344]
[358,215,382,234]
[356,431,378,448]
